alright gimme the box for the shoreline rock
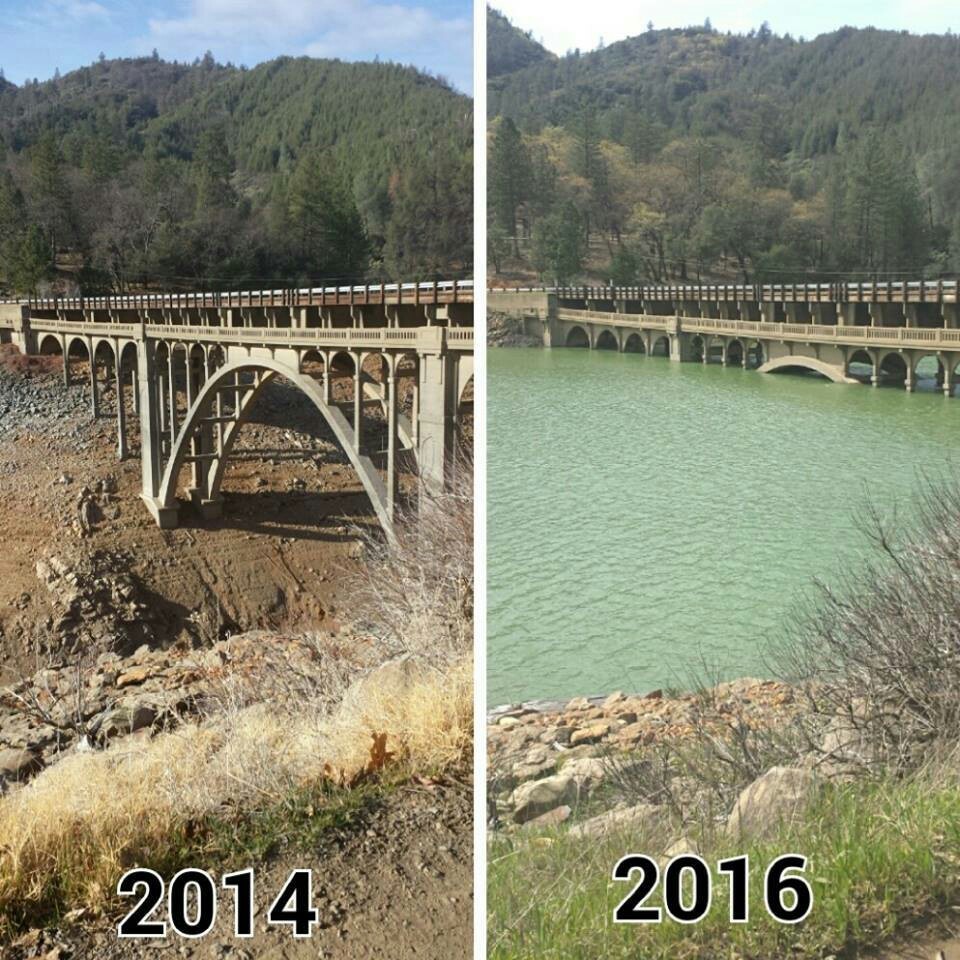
[488,678,802,833]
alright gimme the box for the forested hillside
[0,54,472,295]
[487,8,554,78]
[488,8,960,283]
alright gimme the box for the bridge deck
[557,308,960,350]
[26,319,474,351]
[1,280,472,312]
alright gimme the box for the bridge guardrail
[492,280,959,304]
[28,318,473,351]
[557,308,960,350]
[0,279,474,311]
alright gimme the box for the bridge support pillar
[944,364,955,397]
[386,371,398,520]
[136,338,180,527]
[89,353,100,419]
[115,360,128,459]
[417,350,456,495]
[353,358,364,452]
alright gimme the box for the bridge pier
[115,360,128,459]
[89,353,100,419]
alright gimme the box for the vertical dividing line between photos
[472,0,488,953]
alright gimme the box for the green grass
[489,775,960,959]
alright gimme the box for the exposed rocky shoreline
[487,311,542,348]
[488,678,809,840]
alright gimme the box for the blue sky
[2,0,473,92]
[494,0,957,55]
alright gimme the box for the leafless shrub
[600,692,814,831]
[778,472,960,776]
[347,454,474,667]
[1,656,102,750]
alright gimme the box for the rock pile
[0,359,92,451]
[487,312,543,348]
[33,549,160,657]
[488,679,803,836]
[0,630,348,795]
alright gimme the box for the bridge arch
[651,335,670,358]
[726,338,745,366]
[595,329,619,351]
[758,355,853,383]
[156,355,393,536]
[565,325,590,348]
[623,332,645,354]
[38,333,63,356]
[877,350,909,385]
[845,348,877,381]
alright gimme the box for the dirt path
[3,778,472,960]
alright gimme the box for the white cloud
[143,0,472,88]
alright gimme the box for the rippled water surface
[488,347,960,706]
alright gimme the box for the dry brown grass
[0,468,474,935]
[0,652,471,933]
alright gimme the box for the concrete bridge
[0,281,473,536]
[489,282,960,394]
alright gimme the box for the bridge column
[386,366,398,520]
[167,351,178,446]
[943,304,960,329]
[353,352,365,452]
[417,347,455,495]
[137,338,178,528]
[89,347,100,419]
[115,357,128,459]
[944,361,955,397]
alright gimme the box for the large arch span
[757,355,856,384]
[156,355,393,536]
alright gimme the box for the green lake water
[487,346,960,706]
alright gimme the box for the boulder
[560,756,607,791]
[0,746,43,784]
[568,803,667,840]
[94,702,157,741]
[354,655,430,704]
[523,805,571,829]
[510,774,576,824]
[727,766,817,838]
[662,836,700,860]
[570,721,611,747]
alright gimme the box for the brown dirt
[3,777,472,960]
[0,354,473,958]
[0,357,387,682]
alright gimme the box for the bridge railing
[28,318,474,351]
[557,308,960,349]
[491,281,959,304]
[0,280,474,311]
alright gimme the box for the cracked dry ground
[0,348,472,958]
